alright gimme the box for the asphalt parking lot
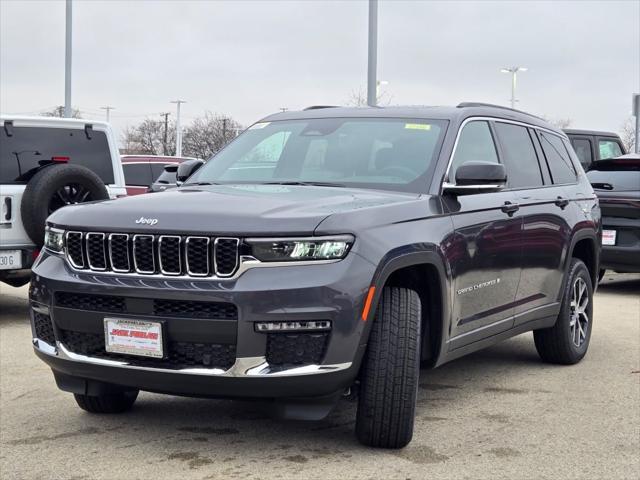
[1,273,638,480]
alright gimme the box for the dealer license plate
[0,250,22,270]
[104,318,164,358]
[602,230,617,246]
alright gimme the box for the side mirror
[176,159,204,184]
[443,161,507,194]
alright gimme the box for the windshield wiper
[182,181,220,186]
[263,181,345,187]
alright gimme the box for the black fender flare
[360,243,452,366]
[562,229,599,295]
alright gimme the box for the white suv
[0,116,126,287]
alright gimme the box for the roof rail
[302,105,340,111]
[456,102,545,121]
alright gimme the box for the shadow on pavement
[597,273,640,297]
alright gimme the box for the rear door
[444,120,523,347]
[494,123,572,325]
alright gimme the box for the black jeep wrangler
[30,103,600,448]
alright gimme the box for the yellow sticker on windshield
[249,122,270,130]
[405,123,431,130]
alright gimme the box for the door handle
[555,196,569,209]
[501,201,520,216]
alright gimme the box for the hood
[48,184,424,235]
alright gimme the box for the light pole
[171,100,186,156]
[64,0,73,118]
[367,0,378,107]
[500,66,527,109]
[100,106,114,122]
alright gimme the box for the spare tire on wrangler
[21,164,109,246]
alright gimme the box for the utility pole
[171,100,186,156]
[160,112,170,155]
[64,0,73,118]
[633,93,640,154]
[100,106,114,123]
[367,0,378,107]
[500,66,528,109]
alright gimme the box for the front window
[598,139,623,160]
[187,118,447,193]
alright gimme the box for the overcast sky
[1,0,639,145]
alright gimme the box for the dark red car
[120,155,198,195]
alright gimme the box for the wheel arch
[566,231,599,289]
[367,246,451,367]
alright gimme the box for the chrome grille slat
[159,235,182,275]
[214,237,240,277]
[133,234,156,274]
[64,232,240,279]
[185,236,210,276]
[108,233,130,273]
[86,232,107,271]
[65,231,85,268]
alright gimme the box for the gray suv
[30,104,600,448]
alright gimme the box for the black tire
[21,164,109,246]
[74,390,139,414]
[356,287,421,449]
[598,269,606,283]
[534,258,593,365]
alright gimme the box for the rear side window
[494,122,543,188]
[449,121,499,182]
[0,126,114,184]
[539,132,577,184]
[123,163,153,186]
[598,139,623,160]
[570,138,593,168]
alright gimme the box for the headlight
[44,226,65,253]
[246,235,354,262]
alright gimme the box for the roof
[0,115,109,129]
[259,104,563,134]
[563,128,621,138]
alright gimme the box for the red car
[120,155,198,195]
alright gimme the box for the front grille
[56,292,126,313]
[59,329,236,370]
[54,292,238,319]
[266,332,329,366]
[33,312,56,345]
[63,231,240,278]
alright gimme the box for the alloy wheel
[48,184,92,214]
[569,277,589,347]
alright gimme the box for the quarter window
[494,122,543,188]
[598,139,623,160]
[539,132,577,184]
[570,138,593,168]
[123,163,153,186]
[449,121,499,182]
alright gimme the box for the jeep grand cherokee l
[30,103,600,448]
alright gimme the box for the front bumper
[30,251,375,399]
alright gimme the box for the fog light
[255,320,331,333]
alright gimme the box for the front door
[442,120,523,347]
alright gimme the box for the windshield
[187,117,447,193]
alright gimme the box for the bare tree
[346,86,390,107]
[182,112,242,160]
[620,117,636,153]
[542,116,572,129]
[120,118,176,156]
[42,106,82,118]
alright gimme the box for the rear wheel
[534,258,593,364]
[356,287,421,449]
[74,390,139,414]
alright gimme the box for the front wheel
[534,258,593,365]
[74,390,139,414]
[356,287,421,449]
